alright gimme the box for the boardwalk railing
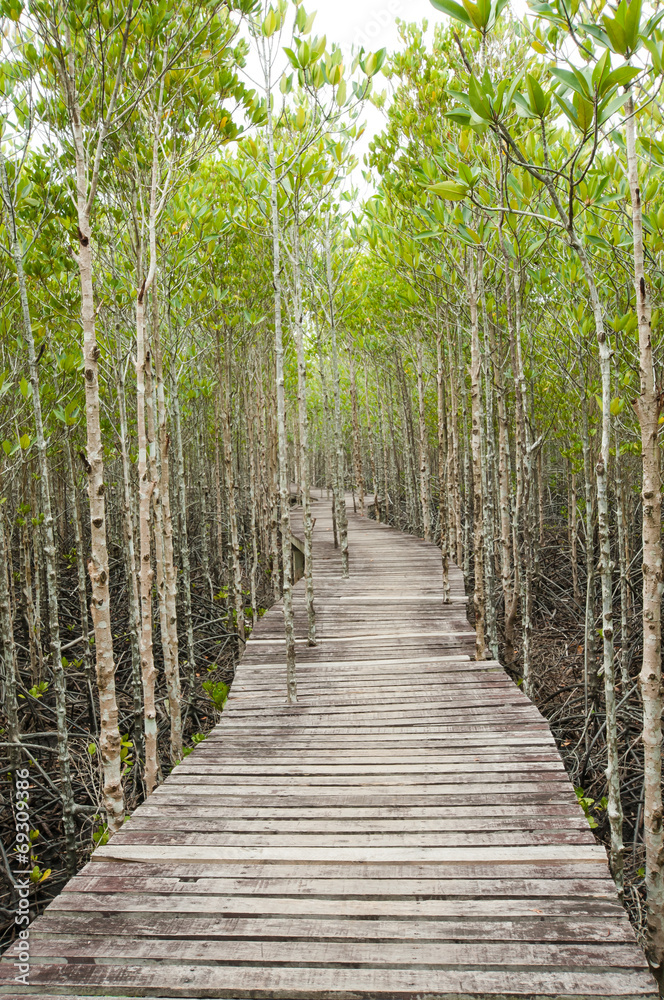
[0,495,657,998]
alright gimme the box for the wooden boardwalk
[0,495,657,998]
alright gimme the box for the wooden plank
[26,911,639,943]
[92,844,607,863]
[65,874,616,898]
[26,935,649,969]
[0,962,657,998]
[46,891,623,917]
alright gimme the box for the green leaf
[461,0,488,30]
[513,91,537,118]
[428,180,469,200]
[598,89,629,126]
[445,107,473,124]
[19,433,30,450]
[642,36,664,75]
[572,91,594,132]
[586,233,612,250]
[583,25,610,48]
[550,66,591,99]
[261,8,278,36]
[429,0,473,28]
[19,376,29,398]
[602,13,628,54]
[526,73,550,116]
[591,48,611,94]
[365,48,387,77]
[603,65,639,92]
[283,46,299,68]
[468,74,492,120]
[624,0,642,53]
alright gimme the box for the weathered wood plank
[0,961,658,998]
[92,844,606,863]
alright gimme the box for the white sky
[240,0,528,192]
[310,0,436,184]
[311,0,434,53]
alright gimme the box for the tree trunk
[220,328,245,645]
[415,333,432,543]
[264,56,296,701]
[65,433,96,734]
[347,333,365,517]
[325,229,349,579]
[436,329,451,602]
[135,279,158,795]
[172,379,197,697]
[468,257,485,660]
[0,473,21,767]
[292,217,316,645]
[71,58,124,838]
[115,356,144,765]
[627,89,664,982]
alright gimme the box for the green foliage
[92,821,110,847]
[575,787,607,829]
[202,680,229,711]
[182,732,208,758]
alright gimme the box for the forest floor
[0,558,269,953]
[500,533,647,945]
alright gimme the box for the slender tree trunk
[614,426,630,690]
[627,90,664,980]
[246,373,260,626]
[479,269,499,660]
[220,329,245,645]
[214,393,224,585]
[135,277,158,794]
[581,399,597,728]
[468,256,485,660]
[415,333,432,543]
[363,368,379,518]
[115,357,144,763]
[325,229,349,579]
[489,312,514,661]
[264,52,296,701]
[347,333,365,517]
[72,108,124,837]
[436,330,451,602]
[20,494,39,689]
[512,272,533,693]
[445,320,463,566]
[172,378,197,697]
[0,475,20,767]
[292,218,316,644]
[569,466,580,604]
[150,295,182,764]
[65,433,96,733]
